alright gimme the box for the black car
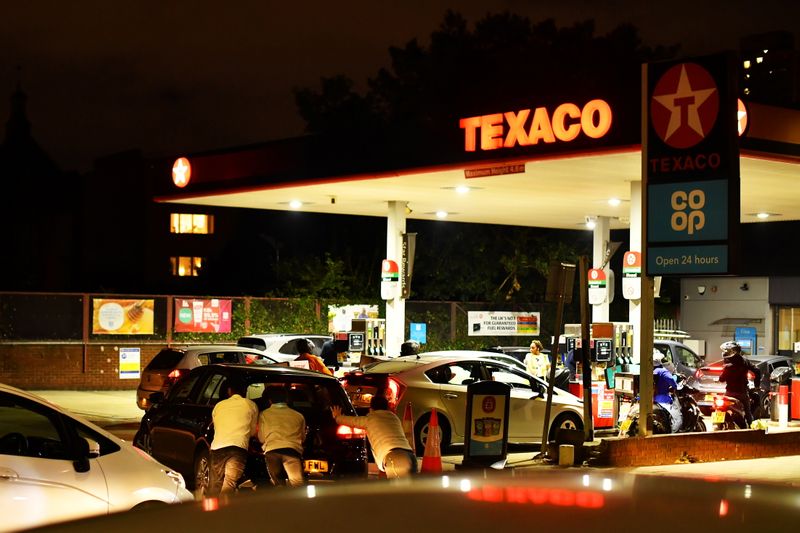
[685,354,795,417]
[133,364,368,494]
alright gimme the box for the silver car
[342,354,583,453]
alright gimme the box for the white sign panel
[119,347,141,379]
[468,311,540,336]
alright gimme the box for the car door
[0,392,109,530]
[481,363,546,441]
[149,370,204,470]
[435,361,485,439]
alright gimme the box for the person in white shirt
[332,396,416,478]
[524,340,549,379]
[258,387,306,487]
[210,378,258,495]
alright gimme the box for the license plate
[620,419,632,433]
[704,394,713,401]
[712,411,726,424]
[304,460,328,474]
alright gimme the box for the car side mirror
[73,437,94,473]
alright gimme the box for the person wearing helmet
[400,339,420,357]
[718,341,760,426]
[295,339,333,376]
[653,350,682,432]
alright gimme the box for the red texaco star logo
[651,63,719,149]
[172,157,191,188]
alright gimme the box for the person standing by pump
[295,339,333,375]
[718,341,761,427]
[525,340,549,379]
[331,395,416,478]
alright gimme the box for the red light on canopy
[172,157,191,188]
[737,98,748,137]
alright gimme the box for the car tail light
[339,378,348,388]
[747,371,755,381]
[713,396,727,409]
[167,369,187,382]
[695,369,704,379]
[336,425,366,439]
[386,377,406,410]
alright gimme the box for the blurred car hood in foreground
[30,469,800,532]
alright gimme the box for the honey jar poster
[92,299,155,334]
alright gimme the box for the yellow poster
[92,299,154,334]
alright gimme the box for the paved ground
[29,389,800,486]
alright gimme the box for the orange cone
[402,402,416,454]
[420,408,442,474]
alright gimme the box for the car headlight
[164,468,187,490]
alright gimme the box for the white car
[237,334,331,363]
[0,384,193,531]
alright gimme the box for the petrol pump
[564,321,634,429]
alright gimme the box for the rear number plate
[712,411,726,424]
[304,460,328,473]
[704,394,713,401]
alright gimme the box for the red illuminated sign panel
[460,99,613,152]
[172,157,191,188]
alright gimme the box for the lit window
[170,213,214,234]
[743,60,751,69]
[744,87,751,95]
[756,57,763,64]
[171,256,204,276]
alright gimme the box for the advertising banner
[92,299,154,335]
[174,298,232,333]
[468,311,540,336]
[119,347,141,379]
[644,52,740,275]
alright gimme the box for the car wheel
[131,501,167,511]
[193,447,211,496]
[548,413,583,442]
[414,412,451,456]
[759,394,771,420]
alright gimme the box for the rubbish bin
[769,367,794,421]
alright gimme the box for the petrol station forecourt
[156,52,800,415]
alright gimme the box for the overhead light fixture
[585,216,597,230]
[455,185,471,195]
[756,212,770,219]
[289,200,303,209]
[749,212,780,220]
[607,198,622,207]
[435,210,448,219]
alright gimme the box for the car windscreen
[246,378,354,416]
[237,337,267,350]
[145,349,185,370]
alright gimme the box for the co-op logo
[651,63,719,149]
[671,189,705,234]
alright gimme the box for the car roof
[181,344,272,354]
[204,363,341,381]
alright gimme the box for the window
[676,347,699,368]
[198,373,226,406]
[777,307,800,352]
[170,213,214,234]
[171,256,204,276]
[0,393,70,460]
[168,373,201,403]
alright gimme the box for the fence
[0,292,550,389]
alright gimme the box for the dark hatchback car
[134,364,368,494]
[686,354,795,417]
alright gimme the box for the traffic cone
[420,408,442,474]
[402,402,416,454]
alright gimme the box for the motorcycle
[618,375,706,437]
[710,387,759,430]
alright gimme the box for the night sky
[1,0,798,173]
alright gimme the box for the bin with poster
[459,380,511,469]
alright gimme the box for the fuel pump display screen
[595,339,613,362]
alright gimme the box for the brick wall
[0,344,165,389]
[595,429,800,466]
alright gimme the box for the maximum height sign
[644,53,740,275]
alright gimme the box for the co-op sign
[645,53,740,275]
